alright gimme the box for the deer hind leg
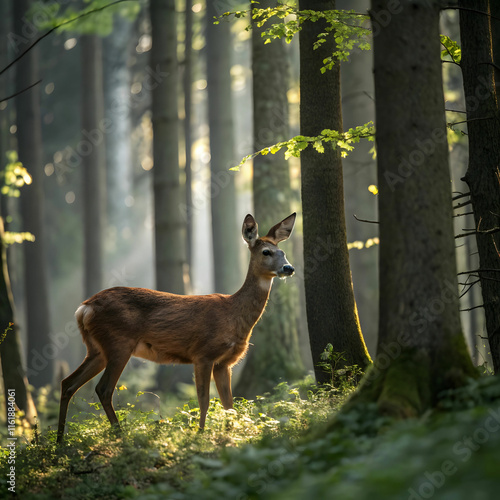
[213,363,233,410]
[194,361,214,430]
[57,350,106,443]
[95,351,132,428]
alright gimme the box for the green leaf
[440,34,461,64]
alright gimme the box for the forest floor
[1,374,500,499]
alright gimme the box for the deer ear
[265,213,296,244]
[242,214,259,247]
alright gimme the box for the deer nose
[280,265,295,277]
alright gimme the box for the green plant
[317,344,364,391]
[0,322,13,346]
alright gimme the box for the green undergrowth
[2,376,500,499]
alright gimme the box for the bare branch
[460,304,484,312]
[448,116,494,127]
[442,5,500,22]
[457,269,500,275]
[353,214,379,224]
[452,192,471,201]
[453,200,472,210]
[0,79,42,103]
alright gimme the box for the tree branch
[453,211,474,218]
[457,269,500,275]
[460,304,484,312]
[452,192,470,201]
[448,116,494,126]
[442,5,500,22]
[353,214,379,224]
[0,79,42,103]
[453,200,472,210]
[0,0,135,80]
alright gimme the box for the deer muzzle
[277,264,295,278]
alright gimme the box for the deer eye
[262,249,271,256]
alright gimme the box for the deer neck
[231,266,274,337]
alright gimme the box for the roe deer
[57,213,296,442]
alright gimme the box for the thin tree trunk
[234,0,304,397]
[81,34,106,298]
[349,0,476,416]
[103,15,133,253]
[150,0,186,294]
[14,0,53,388]
[206,1,241,294]
[459,0,500,373]
[299,0,371,384]
[184,0,194,285]
[337,0,378,355]
[0,219,37,425]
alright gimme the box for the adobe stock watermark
[178,167,236,223]
[6,389,17,494]
[364,279,460,386]
[408,405,500,499]
[383,127,448,192]
[8,0,71,54]
[23,322,80,379]
[23,266,133,379]
[383,70,494,193]
[239,448,298,500]
[370,0,403,37]
[54,64,168,181]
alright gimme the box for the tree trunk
[0,219,37,425]
[459,0,500,373]
[206,1,241,294]
[103,14,133,256]
[234,0,304,398]
[150,0,186,294]
[14,0,53,388]
[337,0,378,355]
[81,34,106,298]
[349,0,476,417]
[299,0,371,384]
[183,0,194,286]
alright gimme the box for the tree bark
[299,0,371,384]
[14,0,53,388]
[183,0,194,287]
[337,0,378,355]
[206,1,241,294]
[234,0,304,398]
[0,219,37,425]
[103,14,133,254]
[150,0,186,294]
[81,34,106,298]
[349,0,476,417]
[459,0,500,373]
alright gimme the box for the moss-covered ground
[1,374,500,499]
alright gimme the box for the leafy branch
[0,323,14,346]
[231,122,375,171]
[440,35,461,65]
[1,151,35,245]
[216,2,371,69]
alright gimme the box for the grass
[2,375,500,499]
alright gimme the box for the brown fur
[57,213,296,441]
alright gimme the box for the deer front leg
[194,361,214,429]
[213,363,233,410]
